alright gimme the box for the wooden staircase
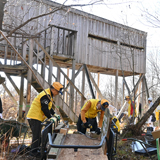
[0,28,85,123]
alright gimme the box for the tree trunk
[0,0,6,30]
[135,96,160,130]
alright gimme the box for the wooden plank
[57,134,108,160]
[60,128,68,135]
[25,39,33,121]
[48,133,64,159]
[54,122,65,133]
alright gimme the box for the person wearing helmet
[27,82,63,157]
[77,99,109,135]
[148,97,153,107]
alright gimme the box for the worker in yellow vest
[112,116,120,133]
[77,99,109,135]
[156,103,160,121]
[125,96,137,118]
[27,82,63,157]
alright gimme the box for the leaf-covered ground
[112,134,158,160]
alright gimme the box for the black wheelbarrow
[0,119,28,148]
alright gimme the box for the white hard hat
[148,97,152,101]
[123,111,128,115]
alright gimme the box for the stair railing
[0,29,86,122]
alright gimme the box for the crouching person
[26,82,63,157]
[77,99,109,135]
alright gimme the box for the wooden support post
[25,39,33,121]
[70,59,75,110]
[115,70,118,109]
[142,76,146,116]
[13,34,16,65]
[55,68,60,109]
[18,37,26,122]
[57,68,60,82]
[48,60,53,85]
[23,42,27,61]
[41,31,46,79]
[48,27,54,85]
[135,78,142,122]
[96,73,100,99]
[122,79,125,106]
[65,68,69,104]
[18,74,24,122]
[81,68,85,108]
[73,32,77,57]
[18,36,25,122]
[4,42,8,65]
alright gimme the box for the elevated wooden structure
[0,0,148,122]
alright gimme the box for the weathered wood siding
[3,0,147,74]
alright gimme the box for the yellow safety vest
[156,105,160,120]
[127,100,137,117]
[81,99,101,119]
[27,88,53,122]
[112,116,120,132]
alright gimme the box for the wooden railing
[33,38,86,120]
[0,29,85,122]
[37,25,77,57]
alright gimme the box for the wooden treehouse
[0,0,147,123]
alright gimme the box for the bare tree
[0,0,7,30]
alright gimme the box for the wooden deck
[56,134,108,160]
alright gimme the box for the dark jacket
[0,97,3,113]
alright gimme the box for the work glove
[95,128,101,135]
[82,122,92,129]
[50,117,55,123]
[54,114,60,121]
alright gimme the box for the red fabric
[130,102,134,115]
